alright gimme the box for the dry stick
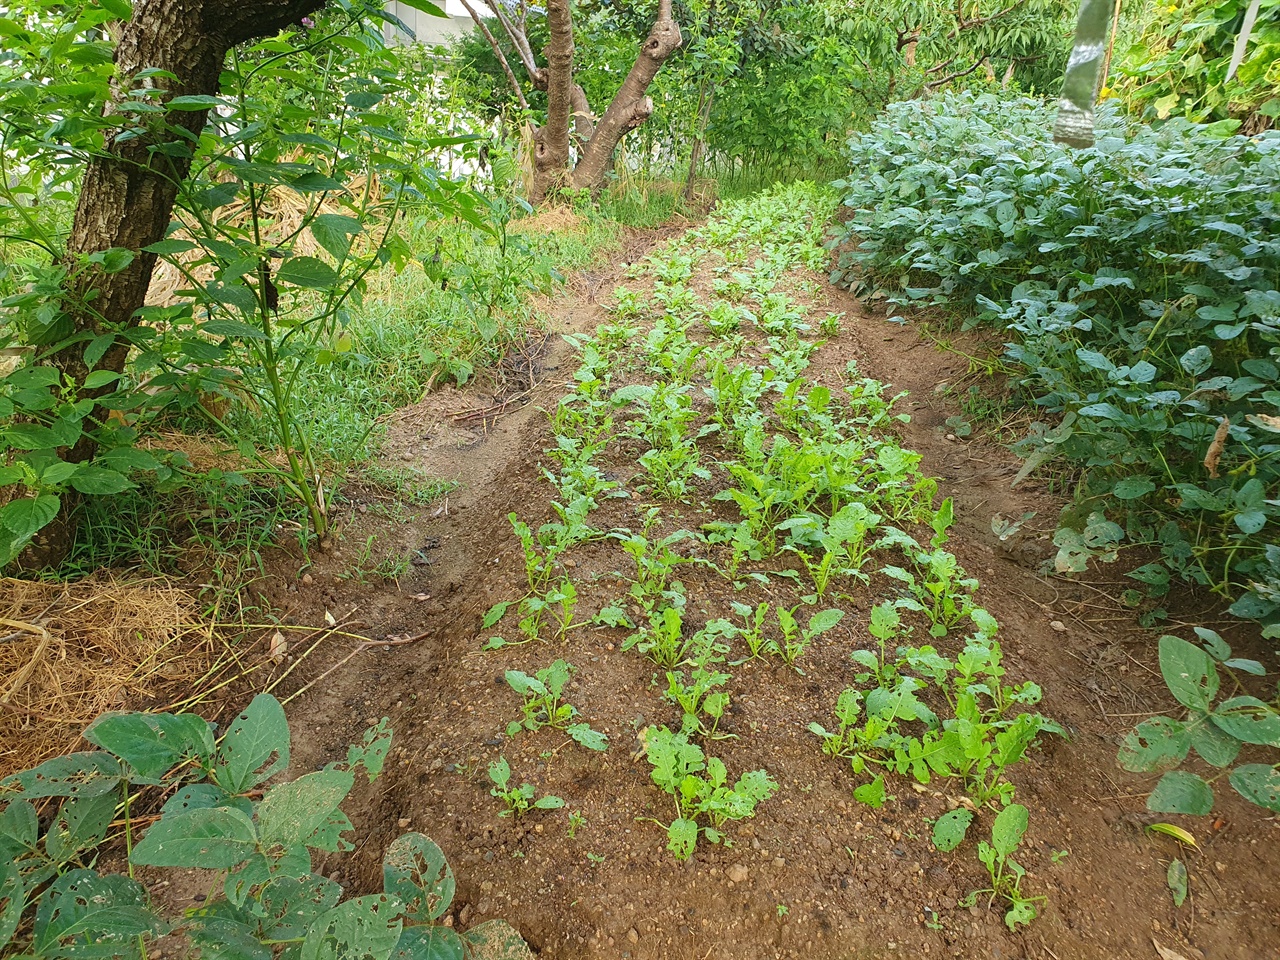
[1100,0,1124,88]
[278,633,425,707]
[457,0,529,110]
[0,618,55,704]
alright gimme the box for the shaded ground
[258,210,1279,960]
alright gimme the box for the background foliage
[830,92,1280,637]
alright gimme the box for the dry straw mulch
[0,577,224,779]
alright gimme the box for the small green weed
[487,757,565,818]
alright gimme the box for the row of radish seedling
[482,183,1059,929]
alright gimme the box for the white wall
[384,1,475,47]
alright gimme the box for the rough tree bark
[58,0,324,392]
[21,0,324,566]
[464,0,683,201]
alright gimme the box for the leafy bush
[1114,0,1280,131]
[830,92,1280,636]
[1118,629,1280,815]
[0,694,527,959]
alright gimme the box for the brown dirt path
[274,223,1280,960]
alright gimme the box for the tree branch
[458,0,529,109]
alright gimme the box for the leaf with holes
[0,752,123,799]
[1229,764,1280,812]
[382,833,455,923]
[212,694,291,795]
[258,768,354,851]
[31,869,165,957]
[932,808,974,852]
[1157,636,1219,712]
[1117,716,1191,773]
[300,893,403,960]
[131,806,258,869]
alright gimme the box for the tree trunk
[570,0,682,193]
[531,0,575,201]
[21,0,323,567]
[462,0,682,202]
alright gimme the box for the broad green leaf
[276,256,339,290]
[0,752,122,799]
[166,94,222,110]
[258,768,355,851]
[0,495,60,540]
[45,793,119,865]
[1180,345,1213,376]
[1211,696,1280,746]
[0,859,23,949]
[32,869,165,957]
[187,900,271,960]
[310,214,362,262]
[1147,770,1214,815]
[1112,477,1156,500]
[382,833,454,923]
[212,693,291,794]
[931,808,973,851]
[1228,764,1280,812]
[300,894,403,960]
[1117,716,1190,773]
[83,711,214,782]
[852,775,886,809]
[130,806,258,869]
[0,798,38,860]
[533,795,564,810]
[68,466,134,495]
[1158,635,1219,712]
[397,0,448,17]
[259,873,343,943]
[991,802,1028,859]
[1189,718,1241,768]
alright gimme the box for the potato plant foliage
[0,694,527,959]
[831,92,1280,637]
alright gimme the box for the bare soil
[254,223,1280,960]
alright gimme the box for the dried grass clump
[0,577,218,779]
[509,204,589,237]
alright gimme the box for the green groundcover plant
[831,91,1280,636]
[0,694,528,959]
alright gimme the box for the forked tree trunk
[21,0,323,567]
[465,0,682,202]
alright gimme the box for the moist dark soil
[241,223,1279,960]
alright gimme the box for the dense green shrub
[830,92,1280,636]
